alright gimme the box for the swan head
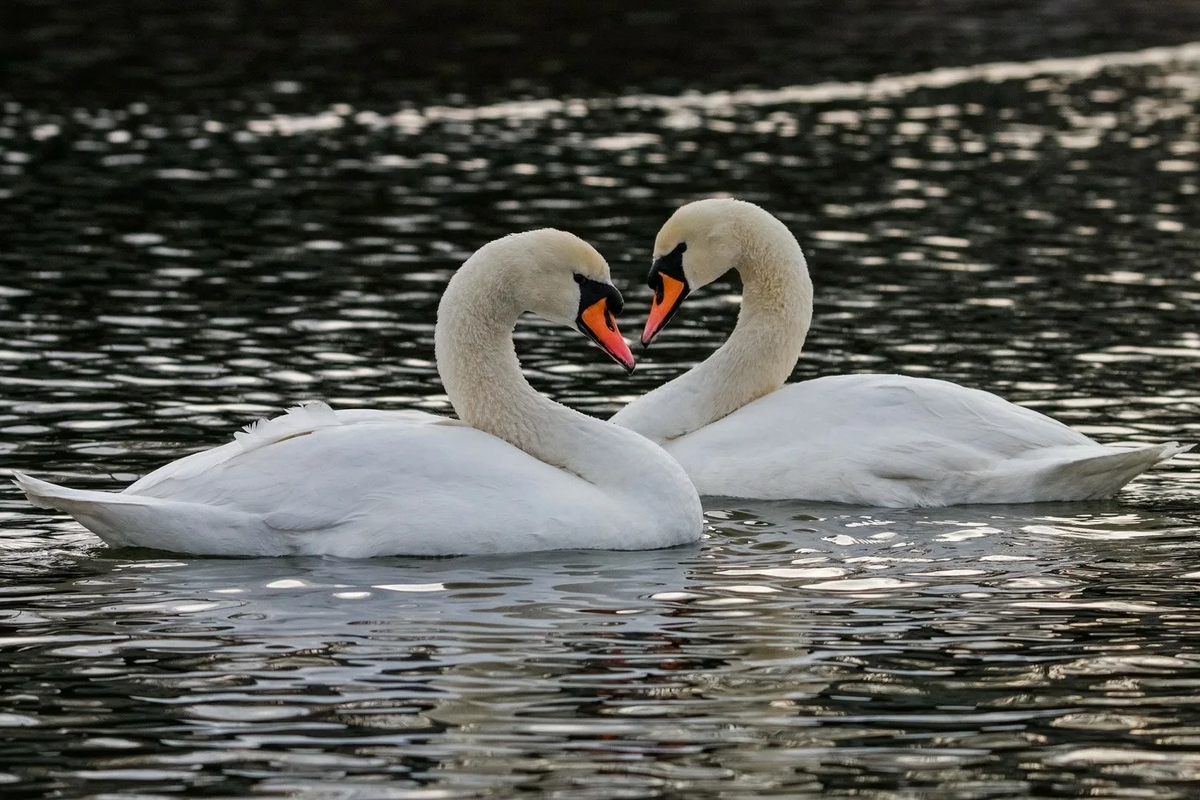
[472,229,636,372]
[642,197,758,346]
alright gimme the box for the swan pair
[15,200,1187,557]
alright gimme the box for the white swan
[610,198,1189,506]
[14,230,703,556]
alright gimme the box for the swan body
[611,198,1189,507]
[15,231,703,556]
[653,374,1188,505]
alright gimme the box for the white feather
[232,401,342,451]
[657,374,1190,506]
[12,230,702,556]
[614,199,1190,506]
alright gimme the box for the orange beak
[641,273,688,346]
[578,298,636,373]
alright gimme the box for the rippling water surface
[2,26,1200,799]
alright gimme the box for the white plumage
[14,231,702,556]
[612,199,1189,506]
[656,374,1188,505]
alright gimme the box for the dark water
[3,6,1200,797]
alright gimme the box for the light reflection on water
[5,502,1200,796]
[1,36,1200,799]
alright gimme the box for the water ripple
[1,30,1200,800]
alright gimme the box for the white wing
[663,374,1187,506]
[124,403,456,496]
[15,404,660,556]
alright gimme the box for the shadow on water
[2,1,1200,797]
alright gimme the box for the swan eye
[648,241,687,292]
[573,273,586,284]
[575,275,624,316]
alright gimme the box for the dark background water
[7,0,1200,105]
[2,2,1200,798]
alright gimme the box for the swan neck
[726,227,813,373]
[435,260,672,491]
[611,213,813,444]
[435,272,561,460]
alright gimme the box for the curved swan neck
[435,248,677,491]
[723,210,814,387]
[435,269,542,442]
[612,207,813,444]
[435,253,567,463]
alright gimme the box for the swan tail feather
[1024,441,1192,501]
[12,471,270,554]
[13,471,153,510]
